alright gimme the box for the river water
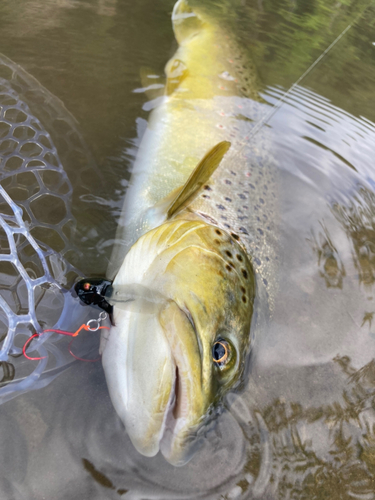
[0,0,375,498]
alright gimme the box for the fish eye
[212,339,230,368]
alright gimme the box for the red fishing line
[22,323,110,362]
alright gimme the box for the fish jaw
[101,298,207,464]
[101,305,176,457]
[158,300,208,465]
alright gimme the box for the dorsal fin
[167,140,231,219]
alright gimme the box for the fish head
[101,219,254,465]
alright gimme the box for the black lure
[75,278,114,318]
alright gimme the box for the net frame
[0,55,100,403]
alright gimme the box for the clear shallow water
[0,0,375,498]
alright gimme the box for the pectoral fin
[143,141,230,228]
[167,140,231,218]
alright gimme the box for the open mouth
[153,303,204,463]
[159,347,200,465]
[173,366,180,419]
[159,365,183,455]
[102,298,203,465]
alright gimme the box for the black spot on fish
[243,205,248,209]
[216,204,226,210]
[225,179,232,185]
[202,194,210,199]
[265,256,270,261]
[204,185,212,191]
[221,215,228,220]
[259,198,265,204]
[230,171,236,176]
[241,269,248,279]
[263,278,268,286]
[236,254,243,262]
[239,227,249,235]
[240,286,246,293]
[249,184,255,189]
[254,257,261,266]
[242,296,247,303]
[225,197,232,202]
[257,228,264,236]
[238,194,246,200]
[215,229,222,236]
[223,223,230,228]
[226,265,232,272]
[239,216,248,221]
[225,250,233,258]
[231,233,240,241]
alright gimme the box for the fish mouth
[159,366,190,464]
[101,299,205,466]
[159,304,205,465]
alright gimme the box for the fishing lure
[75,278,114,317]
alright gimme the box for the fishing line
[22,311,109,362]
[240,1,374,146]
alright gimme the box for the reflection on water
[254,355,375,498]
[309,223,346,289]
[0,0,374,498]
[333,187,375,288]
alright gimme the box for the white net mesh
[0,55,100,403]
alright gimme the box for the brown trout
[101,0,278,466]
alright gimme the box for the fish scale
[189,96,278,312]
[108,0,279,311]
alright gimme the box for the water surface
[0,0,375,498]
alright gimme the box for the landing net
[0,55,98,403]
